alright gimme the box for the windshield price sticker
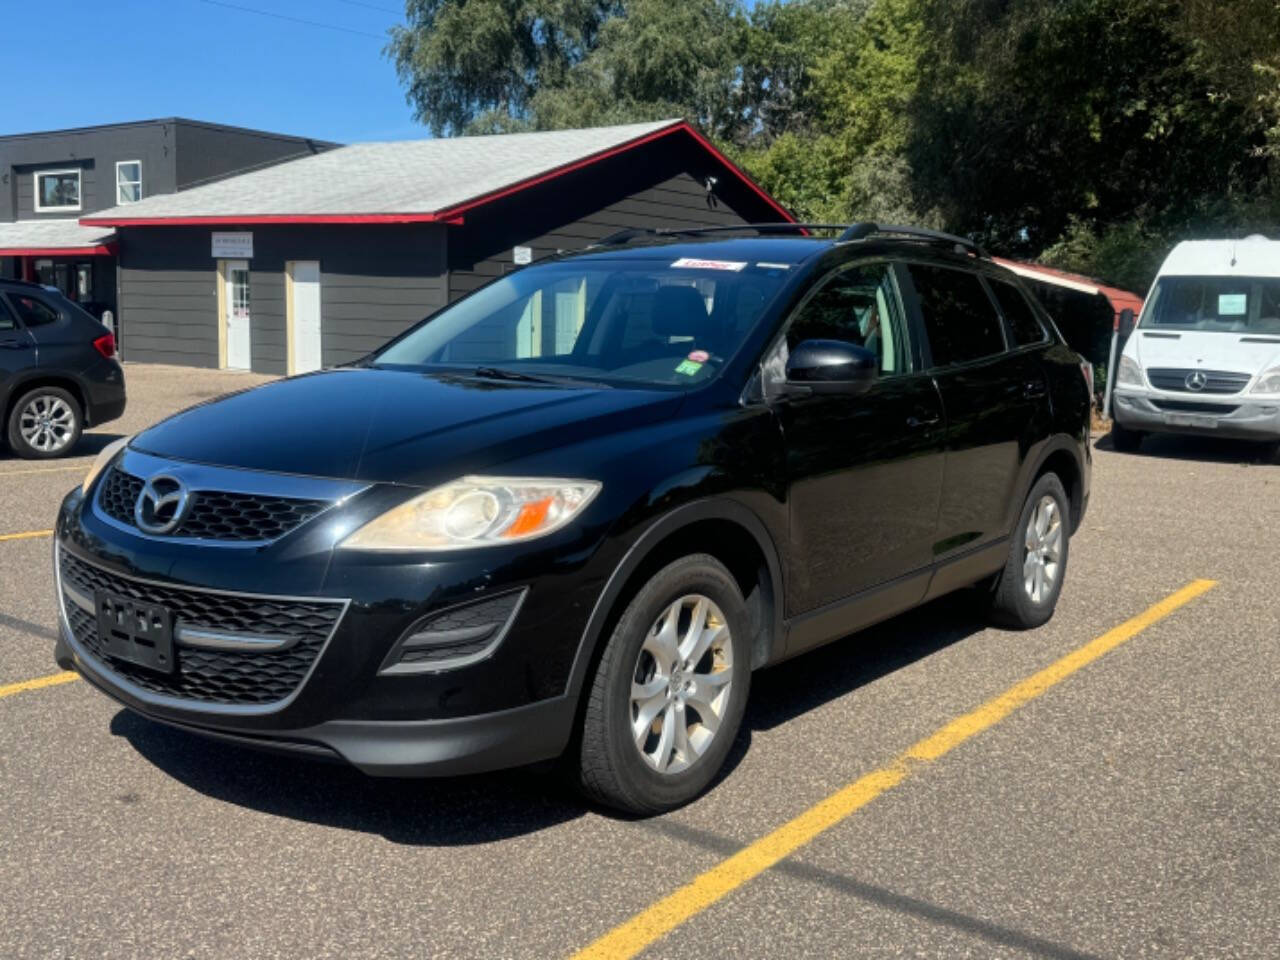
[671,258,748,272]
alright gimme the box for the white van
[1111,236,1280,453]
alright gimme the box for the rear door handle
[1023,380,1047,399]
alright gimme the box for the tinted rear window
[990,279,1047,346]
[5,293,60,328]
[908,264,1006,366]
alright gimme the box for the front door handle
[0,339,29,350]
[906,414,941,429]
[1023,380,1047,399]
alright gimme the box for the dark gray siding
[1,123,176,220]
[174,121,334,190]
[447,135,780,301]
[116,224,447,373]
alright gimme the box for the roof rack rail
[839,222,987,257]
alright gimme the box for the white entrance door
[290,261,322,374]
[225,260,251,371]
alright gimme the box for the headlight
[81,436,131,493]
[340,476,602,551]
[1250,367,1280,394]
[1116,355,1144,387]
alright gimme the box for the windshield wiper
[471,366,560,384]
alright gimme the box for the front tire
[7,386,82,459]
[577,554,752,814]
[988,473,1070,630]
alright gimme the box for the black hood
[132,368,683,486]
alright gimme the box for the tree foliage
[390,0,1280,289]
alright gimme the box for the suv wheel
[7,387,82,459]
[1109,421,1144,452]
[988,473,1070,630]
[577,554,751,814]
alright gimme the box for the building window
[116,160,142,203]
[34,169,81,212]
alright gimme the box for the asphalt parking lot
[1,364,1276,959]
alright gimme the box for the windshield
[372,257,794,388]
[1142,276,1280,334]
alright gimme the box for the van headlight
[1250,367,1280,395]
[81,436,131,493]
[339,476,602,551]
[1116,355,1144,387]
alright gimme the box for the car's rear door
[899,261,1052,576]
[0,295,39,406]
[771,259,946,637]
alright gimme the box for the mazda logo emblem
[1185,370,1208,392]
[134,474,191,535]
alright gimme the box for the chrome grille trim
[89,448,369,547]
[55,541,350,717]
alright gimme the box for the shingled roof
[81,120,791,227]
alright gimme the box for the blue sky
[3,1,418,143]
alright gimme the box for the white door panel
[291,261,322,374]
[225,260,251,371]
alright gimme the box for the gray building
[79,119,794,375]
[0,118,333,318]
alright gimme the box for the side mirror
[1117,308,1136,339]
[785,339,878,396]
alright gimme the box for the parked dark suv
[2,279,126,458]
[53,224,1090,813]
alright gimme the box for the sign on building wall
[212,232,254,259]
[513,245,532,265]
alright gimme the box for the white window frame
[115,160,143,204]
[33,168,82,213]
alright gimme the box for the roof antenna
[704,175,719,210]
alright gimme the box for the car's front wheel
[7,386,82,459]
[577,554,751,814]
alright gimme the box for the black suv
[54,224,1090,813]
[2,279,126,458]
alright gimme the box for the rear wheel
[1109,421,1144,452]
[7,386,82,459]
[988,473,1070,629]
[577,554,751,814]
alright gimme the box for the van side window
[990,279,1047,346]
[908,264,1007,366]
[7,294,60,328]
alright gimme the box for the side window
[908,264,1006,366]
[990,279,1048,346]
[0,300,14,331]
[784,262,909,375]
[6,294,61,328]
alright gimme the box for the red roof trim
[0,244,116,256]
[81,121,794,228]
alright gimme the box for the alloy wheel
[19,394,76,454]
[630,594,734,775]
[1023,494,1063,604]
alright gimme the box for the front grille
[60,550,344,706]
[98,467,329,542]
[1146,368,1252,395]
[1150,399,1239,415]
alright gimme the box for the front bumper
[53,465,618,776]
[1112,390,1280,441]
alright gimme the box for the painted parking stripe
[0,529,53,542]
[0,671,79,700]
[0,464,84,477]
[569,579,1218,960]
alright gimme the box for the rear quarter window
[990,279,1048,346]
[908,264,1007,366]
[6,293,61,328]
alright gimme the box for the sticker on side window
[1219,294,1247,316]
[671,258,747,272]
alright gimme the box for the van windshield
[1142,276,1280,334]
[371,258,793,388]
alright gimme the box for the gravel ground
[0,365,1275,959]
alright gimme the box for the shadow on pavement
[0,430,126,464]
[1095,430,1277,465]
[112,591,989,841]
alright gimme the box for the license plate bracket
[94,591,175,674]
[1165,413,1219,429]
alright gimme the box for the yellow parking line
[0,529,54,542]
[570,578,1218,960]
[0,670,80,700]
